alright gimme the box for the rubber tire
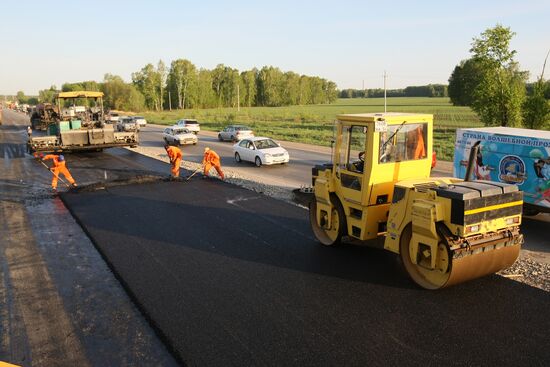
[218,134,223,141]
[231,135,236,142]
[235,152,241,163]
[164,138,169,145]
[255,156,262,167]
[309,195,346,246]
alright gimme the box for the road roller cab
[310,113,524,289]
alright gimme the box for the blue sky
[1,0,549,95]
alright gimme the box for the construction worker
[42,154,77,190]
[202,147,224,180]
[165,144,182,178]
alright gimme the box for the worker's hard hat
[204,147,210,152]
[58,155,65,162]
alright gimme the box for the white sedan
[162,127,198,146]
[233,137,290,167]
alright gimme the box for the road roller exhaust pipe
[464,141,481,182]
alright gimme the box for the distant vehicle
[233,137,290,167]
[162,127,198,146]
[133,116,147,127]
[117,117,139,132]
[106,112,120,124]
[174,119,200,134]
[218,125,254,142]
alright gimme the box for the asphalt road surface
[3,109,549,366]
[60,182,550,364]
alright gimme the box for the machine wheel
[255,156,262,167]
[231,135,236,142]
[218,134,223,141]
[235,152,241,163]
[399,224,452,290]
[309,196,346,246]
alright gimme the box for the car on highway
[233,137,290,167]
[117,117,139,132]
[162,127,198,146]
[132,116,147,127]
[218,125,254,142]
[106,112,120,124]
[174,119,200,134]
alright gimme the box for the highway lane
[136,124,331,188]
[135,123,453,188]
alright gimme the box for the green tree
[157,60,167,110]
[522,51,550,129]
[469,25,527,127]
[195,69,216,108]
[256,66,284,106]
[448,59,484,105]
[167,59,197,109]
[102,74,145,111]
[38,86,58,103]
[132,64,161,110]
[240,69,257,107]
[16,91,28,104]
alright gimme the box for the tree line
[32,61,338,112]
[339,84,448,98]
[448,25,550,129]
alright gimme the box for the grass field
[141,97,483,161]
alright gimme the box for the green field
[142,97,483,161]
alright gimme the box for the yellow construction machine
[310,113,523,289]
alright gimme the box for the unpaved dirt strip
[0,201,90,367]
[0,109,179,367]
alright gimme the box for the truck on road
[454,127,550,216]
[29,91,139,153]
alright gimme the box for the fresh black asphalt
[61,177,550,366]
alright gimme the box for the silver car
[133,116,147,127]
[117,117,139,132]
[218,125,254,142]
[163,127,198,146]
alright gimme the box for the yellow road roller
[310,113,523,289]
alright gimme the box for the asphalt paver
[61,179,550,366]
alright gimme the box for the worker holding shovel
[202,147,224,180]
[39,153,77,191]
[165,144,182,178]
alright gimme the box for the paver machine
[29,91,139,153]
[310,113,523,289]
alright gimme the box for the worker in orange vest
[165,144,183,178]
[42,154,77,190]
[413,125,426,159]
[202,147,224,180]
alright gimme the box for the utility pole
[168,91,172,111]
[237,84,240,112]
[383,71,387,113]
